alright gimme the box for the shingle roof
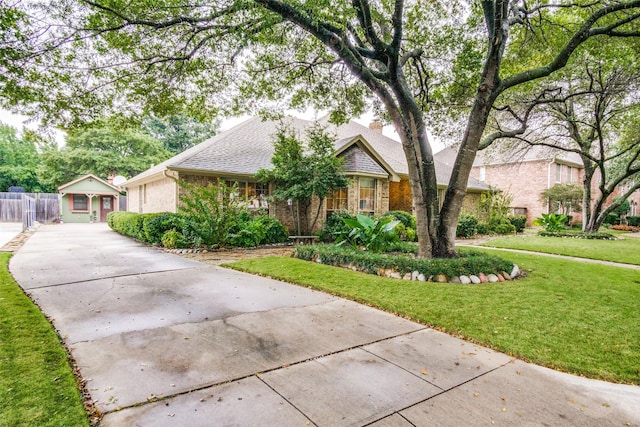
[471,143,583,167]
[123,116,489,191]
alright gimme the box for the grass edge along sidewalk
[0,253,89,427]
[227,249,640,385]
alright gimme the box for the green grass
[226,251,640,384]
[479,234,640,265]
[0,253,89,427]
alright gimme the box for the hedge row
[107,211,289,248]
[294,244,514,278]
[538,230,616,240]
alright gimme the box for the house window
[326,187,348,212]
[555,163,562,183]
[359,178,376,213]
[225,180,269,208]
[479,166,486,182]
[73,194,88,211]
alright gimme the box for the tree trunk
[390,108,439,258]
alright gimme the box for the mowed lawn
[227,247,640,384]
[479,233,640,265]
[0,253,88,427]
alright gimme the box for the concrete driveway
[9,223,640,426]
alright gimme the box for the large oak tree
[3,1,640,257]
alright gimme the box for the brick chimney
[107,174,115,185]
[369,120,383,133]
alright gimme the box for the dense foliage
[107,209,288,249]
[256,123,348,235]
[294,245,514,278]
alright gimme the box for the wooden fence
[0,193,61,224]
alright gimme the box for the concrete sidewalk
[9,223,640,426]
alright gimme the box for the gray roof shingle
[124,116,489,191]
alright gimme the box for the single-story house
[123,117,489,232]
[58,174,122,223]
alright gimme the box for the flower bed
[294,245,520,283]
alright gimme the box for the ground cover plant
[227,251,640,384]
[479,235,640,265]
[0,253,88,426]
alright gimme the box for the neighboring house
[58,174,122,223]
[122,117,489,232]
[435,145,585,225]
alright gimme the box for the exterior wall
[460,192,482,216]
[471,160,584,225]
[130,177,178,214]
[389,179,413,212]
[60,194,93,223]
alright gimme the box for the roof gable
[58,174,121,194]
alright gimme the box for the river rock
[501,271,512,281]
[434,274,448,283]
[497,274,505,282]
[417,273,426,282]
[510,264,520,278]
[449,276,461,284]
[487,274,499,283]
[411,270,420,281]
[459,275,471,284]
[470,275,481,284]
[478,272,488,283]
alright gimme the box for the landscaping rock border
[312,254,522,283]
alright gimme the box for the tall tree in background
[488,62,640,232]
[256,123,349,235]
[0,123,53,192]
[3,1,640,257]
[37,126,170,189]
[142,115,220,154]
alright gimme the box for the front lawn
[0,253,89,427]
[227,250,640,384]
[478,234,640,265]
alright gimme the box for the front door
[100,196,114,222]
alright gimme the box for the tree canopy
[141,115,220,154]
[37,125,171,189]
[3,1,640,257]
[0,123,53,192]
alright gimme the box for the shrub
[318,211,356,242]
[294,244,514,278]
[534,213,569,232]
[178,180,248,247]
[381,210,416,229]
[229,214,288,247]
[336,214,400,253]
[572,222,583,230]
[456,213,478,238]
[603,212,619,225]
[627,216,640,227]
[507,215,527,233]
[490,218,516,235]
[476,222,489,235]
[161,229,184,249]
[538,230,616,240]
[142,212,183,245]
[381,211,416,242]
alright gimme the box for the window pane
[327,187,348,212]
[359,178,376,213]
[73,194,87,210]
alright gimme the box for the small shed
[58,174,122,223]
